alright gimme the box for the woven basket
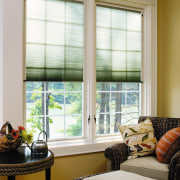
[0,122,21,152]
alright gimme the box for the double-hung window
[26,0,84,140]
[25,0,156,155]
[96,5,141,136]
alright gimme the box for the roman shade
[26,0,84,81]
[96,5,142,82]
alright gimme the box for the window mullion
[85,0,96,142]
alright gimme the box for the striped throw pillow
[156,127,180,163]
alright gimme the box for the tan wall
[157,0,180,117]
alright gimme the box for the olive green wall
[157,0,180,117]
[2,0,180,180]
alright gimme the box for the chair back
[138,116,180,141]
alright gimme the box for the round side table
[0,146,54,180]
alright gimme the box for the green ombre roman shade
[96,5,142,82]
[26,0,84,81]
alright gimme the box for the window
[96,83,141,135]
[26,0,140,138]
[22,0,157,155]
[96,5,141,136]
[26,0,141,141]
[0,0,156,157]
[26,0,84,140]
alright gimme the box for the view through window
[26,82,83,139]
[96,83,140,135]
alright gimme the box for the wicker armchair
[104,116,180,180]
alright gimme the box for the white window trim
[0,0,157,157]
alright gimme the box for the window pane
[26,44,45,68]
[26,82,83,140]
[96,82,110,91]
[26,0,84,82]
[111,113,121,133]
[46,46,64,68]
[46,22,65,45]
[96,92,110,114]
[127,11,141,31]
[96,5,141,82]
[96,28,111,49]
[96,6,111,27]
[65,82,82,91]
[124,83,139,90]
[26,92,43,117]
[26,20,45,43]
[121,112,139,125]
[66,93,82,114]
[66,2,84,24]
[66,24,83,47]
[96,82,140,135]
[26,0,45,19]
[112,51,126,71]
[47,0,65,22]
[48,82,64,91]
[26,82,42,91]
[65,115,82,137]
[26,117,43,137]
[48,93,64,116]
[127,52,141,71]
[112,9,126,29]
[49,116,65,139]
[111,92,124,113]
[112,30,126,50]
[127,31,141,51]
[96,114,111,135]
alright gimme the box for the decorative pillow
[155,127,180,163]
[117,118,157,159]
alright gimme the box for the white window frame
[0,0,157,157]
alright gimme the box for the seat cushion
[117,118,157,159]
[120,156,169,180]
[84,170,156,180]
[156,127,180,163]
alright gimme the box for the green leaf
[142,133,149,142]
[129,128,138,133]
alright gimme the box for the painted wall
[2,152,107,180]
[157,0,180,117]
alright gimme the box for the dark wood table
[0,146,54,180]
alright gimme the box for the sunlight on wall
[13,152,107,180]
[157,0,180,117]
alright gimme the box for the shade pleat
[26,0,84,82]
[96,5,142,82]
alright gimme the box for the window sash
[25,0,84,82]
[96,5,142,82]
[26,81,84,140]
[95,82,141,136]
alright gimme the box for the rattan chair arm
[169,150,180,180]
[104,143,129,171]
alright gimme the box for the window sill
[48,135,123,157]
